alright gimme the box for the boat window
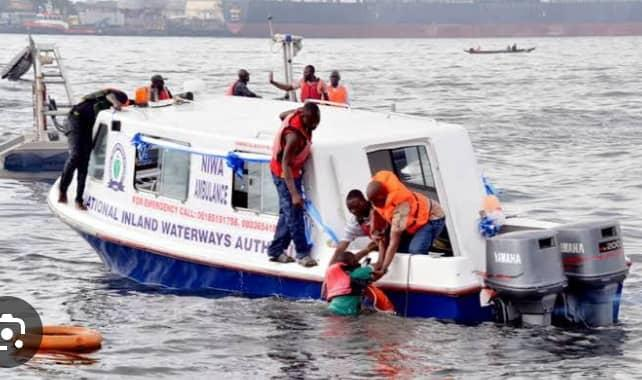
[134,138,190,201]
[88,123,108,180]
[367,145,438,200]
[160,149,190,201]
[232,160,278,215]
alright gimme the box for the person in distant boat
[326,70,349,105]
[58,89,128,210]
[226,69,260,98]
[512,44,517,52]
[150,74,172,102]
[269,64,328,102]
[268,102,321,267]
[332,190,379,260]
[366,171,445,279]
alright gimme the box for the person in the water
[323,251,375,316]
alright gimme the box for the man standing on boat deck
[269,65,328,102]
[226,69,260,98]
[58,89,128,210]
[331,190,379,262]
[366,171,445,279]
[268,102,321,267]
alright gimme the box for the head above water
[300,102,320,131]
[346,189,370,219]
[366,180,388,208]
[238,69,250,83]
[335,251,357,267]
[150,74,165,89]
[303,65,316,81]
[330,70,341,87]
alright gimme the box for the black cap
[151,74,166,82]
[111,89,129,104]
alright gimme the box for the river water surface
[1,34,641,379]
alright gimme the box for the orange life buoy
[30,326,103,353]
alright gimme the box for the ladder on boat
[30,36,75,142]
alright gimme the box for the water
[1,34,642,379]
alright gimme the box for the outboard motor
[554,220,629,327]
[486,230,567,326]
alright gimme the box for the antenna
[267,15,274,37]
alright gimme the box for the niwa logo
[108,143,127,192]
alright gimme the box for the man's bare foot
[58,193,68,204]
[75,201,87,211]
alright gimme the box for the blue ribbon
[304,200,340,245]
[131,133,152,163]
[482,176,498,196]
[479,215,501,238]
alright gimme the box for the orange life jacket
[322,263,353,301]
[270,110,312,178]
[327,84,348,105]
[135,86,150,106]
[371,170,431,234]
[299,79,324,102]
[364,285,395,313]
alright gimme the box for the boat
[465,47,536,55]
[222,0,642,38]
[1,46,32,81]
[47,94,630,326]
[0,37,73,179]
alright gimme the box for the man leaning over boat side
[330,190,379,264]
[366,171,446,279]
[268,102,321,267]
[58,89,128,210]
[269,64,328,102]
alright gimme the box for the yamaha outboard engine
[486,230,567,326]
[554,220,629,327]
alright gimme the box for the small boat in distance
[465,47,536,54]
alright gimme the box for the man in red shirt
[269,65,328,102]
[268,102,321,267]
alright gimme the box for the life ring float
[33,326,103,353]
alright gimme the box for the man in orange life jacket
[333,190,379,260]
[366,171,445,278]
[226,69,260,98]
[268,102,321,267]
[150,74,172,102]
[269,65,328,102]
[326,70,349,105]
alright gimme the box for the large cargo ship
[222,0,642,38]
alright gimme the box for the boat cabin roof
[112,96,462,150]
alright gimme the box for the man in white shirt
[331,190,379,263]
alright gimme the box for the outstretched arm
[270,72,298,92]
[354,241,378,262]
